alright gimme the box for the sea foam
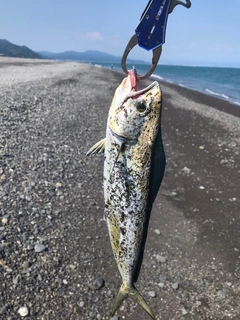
[206,89,229,100]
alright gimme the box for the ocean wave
[94,64,102,68]
[151,74,164,80]
[205,89,229,100]
[178,83,186,87]
[233,101,240,106]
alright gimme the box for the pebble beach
[0,57,239,320]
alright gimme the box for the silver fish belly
[87,70,165,319]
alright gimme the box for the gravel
[0,57,239,320]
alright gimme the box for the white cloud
[86,31,103,41]
[72,31,126,55]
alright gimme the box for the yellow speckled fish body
[87,69,165,319]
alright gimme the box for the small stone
[79,301,85,307]
[18,306,29,317]
[93,277,105,290]
[89,311,95,318]
[171,191,177,196]
[158,282,165,288]
[63,279,68,285]
[13,276,20,285]
[2,217,8,225]
[154,229,161,235]
[182,166,191,175]
[111,316,120,320]
[34,243,46,253]
[37,274,43,281]
[199,186,205,190]
[156,255,167,263]
[0,304,8,314]
[217,289,226,299]
[172,282,179,290]
[96,314,102,320]
[220,159,228,165]
[181,307,188,315]
[159,275,167,282]
[199,145,205,150]
[148,291,156,298]
[55,182,62,188]
[22,261,30,269]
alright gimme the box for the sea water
[94,62,240,106]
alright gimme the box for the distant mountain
[0,39,146,64]
[37,51,56,58]
[39,49,146,64]
[0,39,43,59]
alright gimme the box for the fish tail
[111,283,156,319]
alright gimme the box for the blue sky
[0,1,240,67]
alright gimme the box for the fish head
[108,76,161,142]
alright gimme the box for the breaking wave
[205,89,229,100]
[151,74,164,81]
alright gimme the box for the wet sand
[0,57,239,319]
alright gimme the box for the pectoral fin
[86,138,106,156]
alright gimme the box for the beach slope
[0,57,239,319]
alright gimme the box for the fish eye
[136,102,146,113]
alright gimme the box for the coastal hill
[0,39,43,59]
[0,39,145,64]
[39,49,146,64]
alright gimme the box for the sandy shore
[0,57,239,319]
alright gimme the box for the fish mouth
[124,81,158,101]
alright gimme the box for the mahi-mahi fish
[87,69,165,319]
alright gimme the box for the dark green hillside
[0,39,43,59]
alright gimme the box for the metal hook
[169,0,191,14]
[121,34,162,80]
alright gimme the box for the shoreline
[1,56,240,110]
[150,73,240,108]
[98,62,240,118]
[157,79,240,119]
[91,60,240,107]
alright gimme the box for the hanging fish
[87,69,165,319]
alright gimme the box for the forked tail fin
[111,283,156,319]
